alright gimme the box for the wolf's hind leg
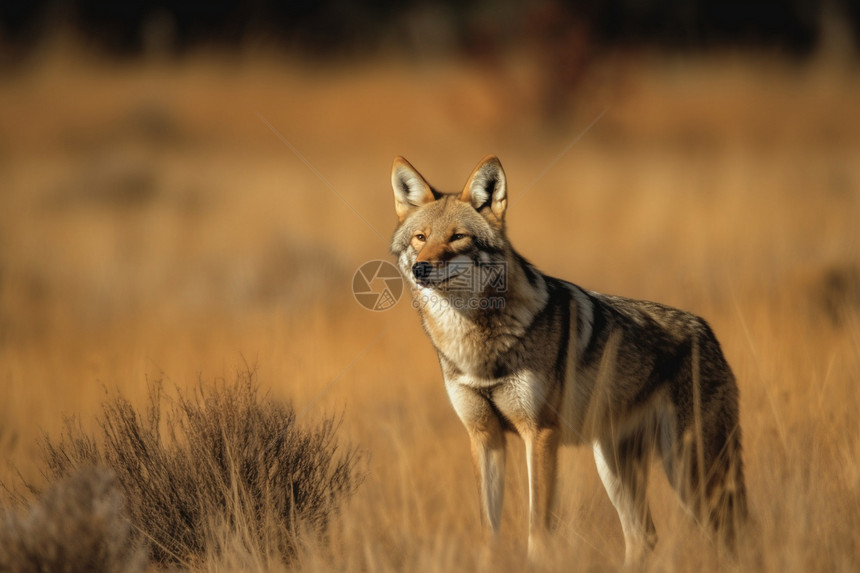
[594,435,657,565]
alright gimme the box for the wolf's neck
[489,250,549,329]
[416,251,549,370]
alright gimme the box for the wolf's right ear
[392,156,436,222]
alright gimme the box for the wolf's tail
[660,325,749,552]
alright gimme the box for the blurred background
[1,0,857,329]
[2,1,859,59]
[1,2,859,570]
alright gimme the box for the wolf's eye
[414,233,426,242]
[451,233,468,241]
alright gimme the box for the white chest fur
[446,370,547,434]
[421,299,523,378]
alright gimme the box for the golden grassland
[1,47,859,570]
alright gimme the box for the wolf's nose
[412,261,433,281]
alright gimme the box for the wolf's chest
[447,370,549,434]
[421,302,526,379]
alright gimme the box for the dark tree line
[1,0,857,58]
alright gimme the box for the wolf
[389,155,748,565]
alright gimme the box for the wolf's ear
[460,155,507,225]
[392,156,436,222]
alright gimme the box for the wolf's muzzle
[412,261,433,282]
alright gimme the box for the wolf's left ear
[461,155,507,225]
[392,156,436,222]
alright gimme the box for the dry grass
[1,45,859,571]
[23,370,361,569]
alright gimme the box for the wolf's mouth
[412,261,469,288]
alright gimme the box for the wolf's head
[390,156,510,296]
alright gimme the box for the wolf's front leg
[468,418,507,538]
[525,427,560,563]
[447,382,507,540]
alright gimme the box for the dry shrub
[0,467,147,573]
[34,369,363,567]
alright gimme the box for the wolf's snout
[412,261,433,282]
